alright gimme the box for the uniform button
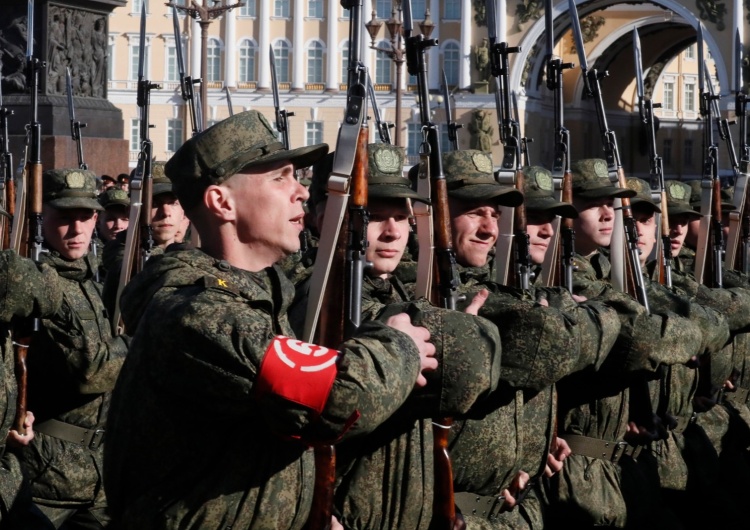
[216,167,226,177]
[217,260,231,271]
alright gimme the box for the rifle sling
[454,491,504,522]
[36,418,105,450]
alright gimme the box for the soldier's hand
[330,515,344,530]
[385,313,437,387]
[572,294,588,303]
[499,470,530,512]
[7,411,35,448]
[452,511,466,530]
[544,435,571,477]
[463,289,489,315]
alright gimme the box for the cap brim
[525,196,578,218]
[152,183,174,196]
[449,184,524,207]
[238,143,330,174]
[103,200,130,209]
[369,185,430,204]
[631,197,661,214]
[667,205,702,219]
[48,198,104,211]
[575,186,637,200]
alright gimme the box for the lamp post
[366,6,405,146]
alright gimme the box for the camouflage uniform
[537,161,715,529]
[104,114,504,530]
[0,251,62,524]
[18,169,129,529]
[93,188,130,279]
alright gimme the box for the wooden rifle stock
[657,188,671,286]
[704,178,724,288]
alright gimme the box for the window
[375,46,392,85]
[108,40,114,81]
[341,6,350,19]
[207,38,221,81]
[663,82,674,110]
[166,43,178,82]
[412,0,427,20]
[684,83,696,112]
[239,1,256,17]
[273,41,290,83]
[684,138,694,167]
[440,125,454,152]
[167,119,184,152]
[376,0,392,18]
[663,138,673,166]
[685,44,695,60]
[129,43,148,80]
[341,42,349,84]
[307,42,324,83]
[306,121,323,146]
[444,0,460,19]
[132,0,147,13]
[443,42,460,86]
[239,39,257,82]
[130,119,140,151]
[407,123,423,157]
[274,0,290,17]
[309,0,323,18]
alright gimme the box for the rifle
[540,0,575,293]
[113,2,160,332]
[0,75,13,251]
[367,72,393,145]
[633,28,671,288]
[568,0,649,311]
[512,91,533,167]
[270,45,294,149]
[486,0,531,290]
[403,1,460,528]
[724,28,749,272]
[302,1,370,528]
[440,68,462,151]
[66,68,87,171]
[693,25,723,288]
[225,85,234,117]
[12,0,45,435]
[172,5,201,136]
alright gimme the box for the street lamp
[366,7,405,146]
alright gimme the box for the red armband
[255,336,339,415]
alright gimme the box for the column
[459,0,472,89]
[225,6,237,88]
[258,0,271,90]
[191,17,200,78]
[362,0,372,73]
[325,0,339,91]
[291,0,305,91]
[428,0,439,90]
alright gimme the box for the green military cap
[570,159,637,200]
[151,161,172,197]
[664,180,701,219]
[521,166,577,218]
[367,143,428,203]
[442,150,523,207]
[99,188,131,209]
[687,179,735,212]
[165,110,329,209]
[43,168,104,210]
[625,177,661,213]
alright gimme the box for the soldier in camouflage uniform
[103,111,505,530]
[662,179,750,528]
[16,168,129,529]
[0,248,65,526]
[94,188,130,278]
[533,160,721,529]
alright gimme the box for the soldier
[94,188,130,279]
[17,168,129,529]
[103,111,505,530]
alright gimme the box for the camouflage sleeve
[148,287,422,443]
[0,450,24,519]
[674,276,750,335]
[0,250,62,322]
[376,299,503,418]
[40,301,128,394]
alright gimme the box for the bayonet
[172,6,201,135]
[367,72,393,144]
[441,68,462,150]
[66,68,87,170]
[270,45,293,149]
[225,85,234,117]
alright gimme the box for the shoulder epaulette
[200,275,240,296]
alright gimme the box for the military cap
[665,180,701,219]
[151,161,173,197]
[367,144,428,203]
[687,179,735,212]
[625,177,661,214]
[101,174,116,184]
[521,166,577,218]
[99,188,131,209]
[442,150,523,207]
[165,110,328,209]
[43,168,104,211]
[570,159,637,200]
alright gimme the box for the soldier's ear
[204,184,235,222]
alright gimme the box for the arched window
[239,39,257,82]
[443,42,460,86]
[307,41,324,83]
[375,43,392,85]
[273,41,290,83]
[207,38,221,81]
